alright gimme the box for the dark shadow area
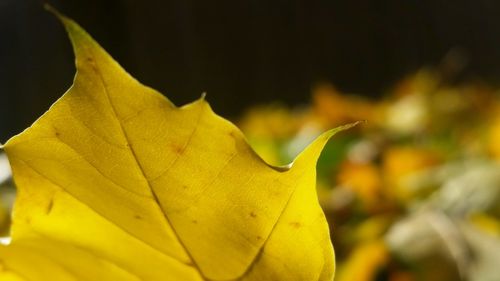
[1,0,500,142]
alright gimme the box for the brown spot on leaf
[289,221,302,229]
[134,215,142,220]
[87,58,98,67]
[45,198,54,215]
[86,57,97,68]
[191,219,198,224]
[250,211,257,218]
[170,144,185,154]
[256,235,262,241]
[52,126,61,137]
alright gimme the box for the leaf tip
[290,121,362,171]
[43,3,65,21]
[196,92,210,107]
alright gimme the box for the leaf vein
[52,134,151,198]
[16,158,195,271]
[86,50,208,280]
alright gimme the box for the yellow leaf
[336,161,382,208]
[382,146,440,201]
[0,8,351,281]
[335,241,388,281]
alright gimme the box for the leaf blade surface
[1,11,342,281]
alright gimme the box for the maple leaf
[0,8,353,281]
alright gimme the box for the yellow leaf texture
[0,9,349,281]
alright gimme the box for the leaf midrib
[77,45,309,281]
[87,50,207,280]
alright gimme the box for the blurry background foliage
[2,1,500,281]
[238,71,500,281]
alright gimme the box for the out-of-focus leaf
[461,223,500,281]
[312,83,373,128]
[382,146,441,201]
[337,161,382,208]
[385,211,466,281]
[0,154,11,185]
[335,240,388,281]
[432,162,500,216]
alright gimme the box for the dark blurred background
[1,0,500,142]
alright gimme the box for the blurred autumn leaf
[0,8,343,281]
[237,64,500,281]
